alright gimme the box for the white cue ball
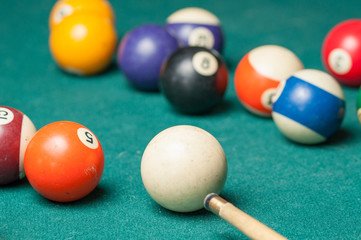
[141,125,227,212]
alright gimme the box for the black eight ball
[160,46,228,114]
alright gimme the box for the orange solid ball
[49,13,117,76]
[49,0,115,29]
[24,121,104,202]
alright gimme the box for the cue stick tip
[204,193,227,215]
[204,193,218,211]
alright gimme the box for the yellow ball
[49,13,117,76]
[49,0,114,29]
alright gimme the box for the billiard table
[1,0,361,239]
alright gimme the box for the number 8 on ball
[160,46,228,114]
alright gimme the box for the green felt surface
[1,0,361,239]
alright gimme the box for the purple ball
[166,7,224,54]
[117,24,179,91]
[166,24,223,53]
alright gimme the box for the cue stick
[204,193,288,240]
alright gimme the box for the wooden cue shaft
[204,193,288,240]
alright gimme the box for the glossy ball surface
[49,0,114,29]
[234,45,304,117]
[322,19,361,87]
[166,7,224,53]
[0,106,36,185]
[117,24,179,91]
[49,13,117,76]
[160,46,228,114]
[24,121,104,202]
[272,69,345,144]
[141,125,227,212]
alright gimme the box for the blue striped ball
[272,69,345,144]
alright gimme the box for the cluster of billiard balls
[1,1,229,209]
[0,105,224,212]
[0,106,104,203]
[48,0,229,114]
[235,19,361,145]
[4,2,361,218]
[117,7,228,114]
[234,45,345,145]
[48,0,361,144]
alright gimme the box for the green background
[1,0,361,239]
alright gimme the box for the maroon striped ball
[0,106,36,185]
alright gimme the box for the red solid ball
[24,121,104,202]
[322,19,361,87]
